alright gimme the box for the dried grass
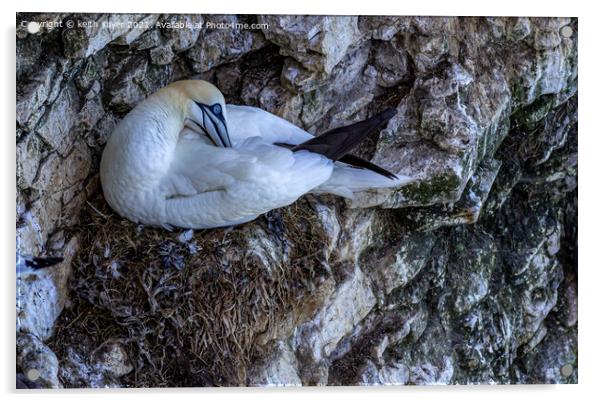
[49,193,331,387]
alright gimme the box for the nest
[48,193,331,387]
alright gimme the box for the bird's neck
[135,95,185,145]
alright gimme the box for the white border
[8,0,582,16]
[4,1,597,401]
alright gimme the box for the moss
[397,171,463,205]
[510,84,527,111]
[512,94,556,129]
[47,193,332,387]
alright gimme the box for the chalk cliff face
[16,14,577,387]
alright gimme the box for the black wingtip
[291,107,399,161]
[355,107,397,131]
[339,154,399,180]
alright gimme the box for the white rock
[16,237,78,340]
[247,341,302,386]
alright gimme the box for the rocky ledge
[16,14,577,387]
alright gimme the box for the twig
[86,200,110,220]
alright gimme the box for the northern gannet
[100,80,412,229]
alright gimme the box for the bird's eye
[212,104,222,115]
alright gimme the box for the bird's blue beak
[191,101,232,148]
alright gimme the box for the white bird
[100,80,412,229]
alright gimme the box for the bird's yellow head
[162,80,232,147]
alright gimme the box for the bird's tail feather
[276,108,414,197]
[276,108,400,181]
[314,164,414,199]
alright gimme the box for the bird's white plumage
[160,135,332,228]
[226,105,412,198]
[100,80,411,229]
[226,104,313,146]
